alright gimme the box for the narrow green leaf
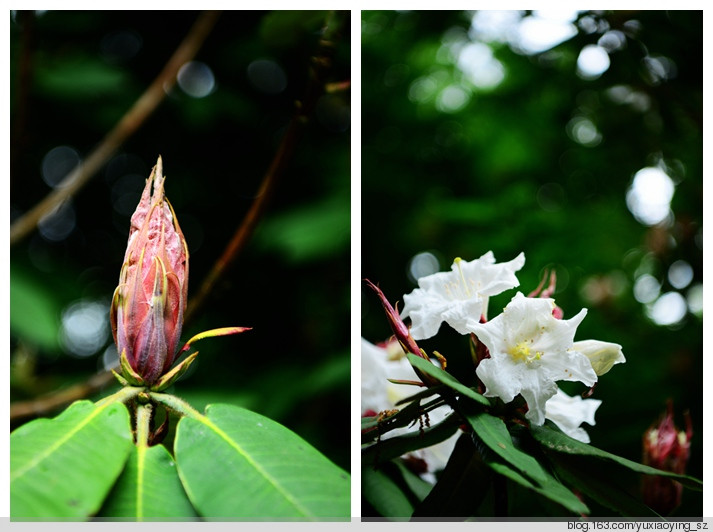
[362,413,460,466]
[466,411,547,485]
[100,444,197,520]
[546,452,661,518]
[531,422,702,491]
[393,460,434,503]
[412,433,492,518]
[174,403,350,520]
[11,400,133,520]
[362,463,414,520]
[406,353,489,406]
[486,459,590,515]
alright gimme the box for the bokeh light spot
[667,260,693,290]
[625,166,675,226]
[41,146,80,188]
[646,292,687,326]
[177,61,216,98]
[247,59,287,95]
[408,252,440,284]
[60,300,110,358]
[633,274,661,304]
[436,85,470,113]
[577,44,610,79]
[38,201,76,242]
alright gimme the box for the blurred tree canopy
[10,10,350,471]
[361,10,701,516]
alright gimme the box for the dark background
[10,10,351,471]
[361,10,702,516]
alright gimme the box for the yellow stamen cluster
[509,341,543,364]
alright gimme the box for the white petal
[401,252,525,339]
[573,339,626,375]
[545,388,602,443]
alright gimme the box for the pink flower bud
[110,157,188,385]
[642,401,693,515]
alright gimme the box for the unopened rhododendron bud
[642,401,693,515]
[111,157,188,385]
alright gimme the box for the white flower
[361,338,418,414]
[361,338,458,483]
[468,292,597,425]
[545,388,602,443]
[401,251,525,340]
[572,339,626,376]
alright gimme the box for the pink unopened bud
[110,157,188,385]
[642,401,693,515]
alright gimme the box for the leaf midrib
[10,402,117,484]
[196,414,313,518]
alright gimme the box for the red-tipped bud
[110,157,189,385]
[642,401,693,515]
[364,279,423,359]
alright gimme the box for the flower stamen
[509,341,542,363]
[453,257,472,297]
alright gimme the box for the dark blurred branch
[9,10,221,246]
[184,10,347,323]
[10,370,116,424]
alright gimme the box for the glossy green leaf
[362,463,414,521]
[545,452,660,518]
[100,444,197,520]
[174,403,350,520]
[406,353,490,406]
[531,422,703,491]
[413,433,492,518]
[486,458,590,515]
[466,411,547,485]
[10,400,133,520]
[362,412,460,465]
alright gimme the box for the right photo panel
[360,10,703,520]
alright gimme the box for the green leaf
[362,462,415,520]
[486,458,590,515]
[10,265,62,352]
[466,411,547,485]
[100,444,197,520]
[255,196,350,263]
[545,452,661,518]
[174,403,350,520]
[406,353,490,406]
[393,460,434,503]
[362,412,460,466]
[412,433,492,518]
[10,400,133,520]
[531,422,703,491]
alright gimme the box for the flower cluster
[361,338,457,483]
[366,251,625,444]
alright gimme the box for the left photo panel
[9,10,351,521]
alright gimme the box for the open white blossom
[361,338,457,483]
[401,251,525,340]
[572,339,625,376]
[545,388,602,443]
[468,292,597,425]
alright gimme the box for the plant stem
[149,392,203,420]
[135,402,153,448]
[95,385,144,407]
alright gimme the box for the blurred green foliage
[361,10,701,516]
[10,10,350,471]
